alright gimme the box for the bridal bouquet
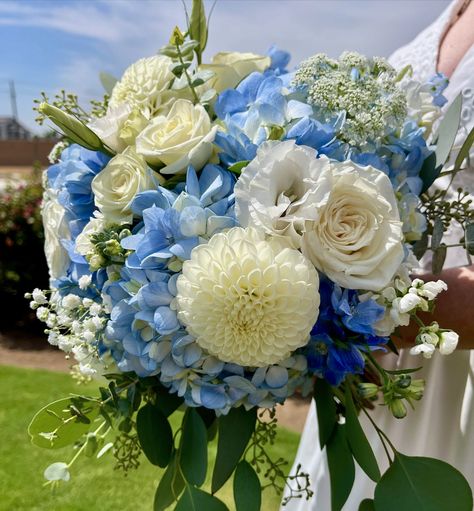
[28,1,473,510]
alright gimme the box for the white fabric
[283,2,474,509]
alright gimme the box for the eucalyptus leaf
[154,453,185,511]
[465,223,474,255]
[212,407,257,493]
[44,462,70,482]
[154,392,184,417]
[314,378,337,449]
[412,230,429,260]
[175,486,228,511]
[200,88,217,103]
[431,217,444,251]
[233,461,261,511]
[326,424,356,511]
[189,0,208,57]
[455,126,474,170]
[193,69,215,83]
[359,499,375,511]
[136,403,173,468]
[29,397,100,449]
[385,367,422,375]
[99,71,117,95]
[374,453,473,511]
[345,387,381,482]
[180,408,208,487]
[432,243,447,275]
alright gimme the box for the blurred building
[0,116,32,140]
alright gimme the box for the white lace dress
[283,2,474,509]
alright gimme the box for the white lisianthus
[136,99,218,174]
[176,227,320,367]
[109,55,175,115]
[42,196,70,280]
[439,331,459,355]
[235,140,404,291]
[88,104,148,153]
[199,51,271,93]
[235,141,327,248]
[92,146,161,224]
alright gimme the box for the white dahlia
[176,227,320,367]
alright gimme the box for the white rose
[88,104,148,153]
[439,331,459,355]
[136,99,217,174]
[300,159,404,291]
[200,52,271,93]
[91,146,161,224]
[235,140,326,248]
[235,140,404,291]
[109,55,175,115]
[42,196,70,280]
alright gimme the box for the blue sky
[0,0,450,133]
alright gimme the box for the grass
[0,365,300,511]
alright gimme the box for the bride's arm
[397,264,474,349]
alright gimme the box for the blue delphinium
[306,279,387,385]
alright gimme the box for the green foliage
[136,403,173,468]
[212,407,257,493]
[228,160,251,175]
[233,461,261,511]
[28,396,100,449]
[189,0,208,63]
[154,453,185,511]
[374,453,473,511]
[326,424,355,511]
[314,378,337,449]
[175,486,229,511]
[359,499,375,511]
[345,387,381,482]
[179,408,208,487]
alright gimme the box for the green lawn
[0,365,300,511]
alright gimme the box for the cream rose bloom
[176,227,320,367]
[301,162,404,291]
[200,52,271,92]
[109,55,175,115]
[88,104,148,153]
[136,99,217,174]
[91,146,161,224]
[42,196,70,280]
[235,140,404,291]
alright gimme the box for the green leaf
[455,126,474,170]
[44,462,70,482]
[28,397,100,449]
[233,461,261,511]
[314,378,337,449]
[154,391,184,417]
[228,160,250,175]
[412,231,429,260]
[136,403,173,468]
[212,407,257,493]
[180,408,208,487]
[385,367,422,375]
[465,223,474,255]
[359,499,375,511]
[374,453,473,511]
[154,453,185,511]
[175,486,229,511]
[431,217,444,251]
[420,94,462,192]
[189,0,208,57]
[432,243,447,275]
[345,387,381,482]
[38,102,108,153]
[326,424,356,511]
[99,72,117,95]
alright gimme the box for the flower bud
[358,383,379,399]
[389,399,407,419]
[439,330,459,355]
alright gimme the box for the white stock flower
[109,55,175,115]
[136,99,217,174]
[398,293,422,313]
[416,279,448,300]
[92,146,161,224]
[402,80,442,138]
[410,343,436,358]
[199,51,271,93]
[42,196,70,280]
[439,331,459,355]
[88,104,148,153]
[176,227,320,367]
